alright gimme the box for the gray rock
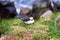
[40,9,53,21]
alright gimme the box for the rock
[40,9,53,21]
[0,1,17,19]
[0,36,5,40]
[20,8,31,15]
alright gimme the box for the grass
[0,11,60,40]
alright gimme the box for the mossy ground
[0,12,60,40]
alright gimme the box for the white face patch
[29,17,34,20]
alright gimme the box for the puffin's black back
[0,1,17,20]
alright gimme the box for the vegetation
[0,12,60,40]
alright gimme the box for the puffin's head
[22,16,34,24]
